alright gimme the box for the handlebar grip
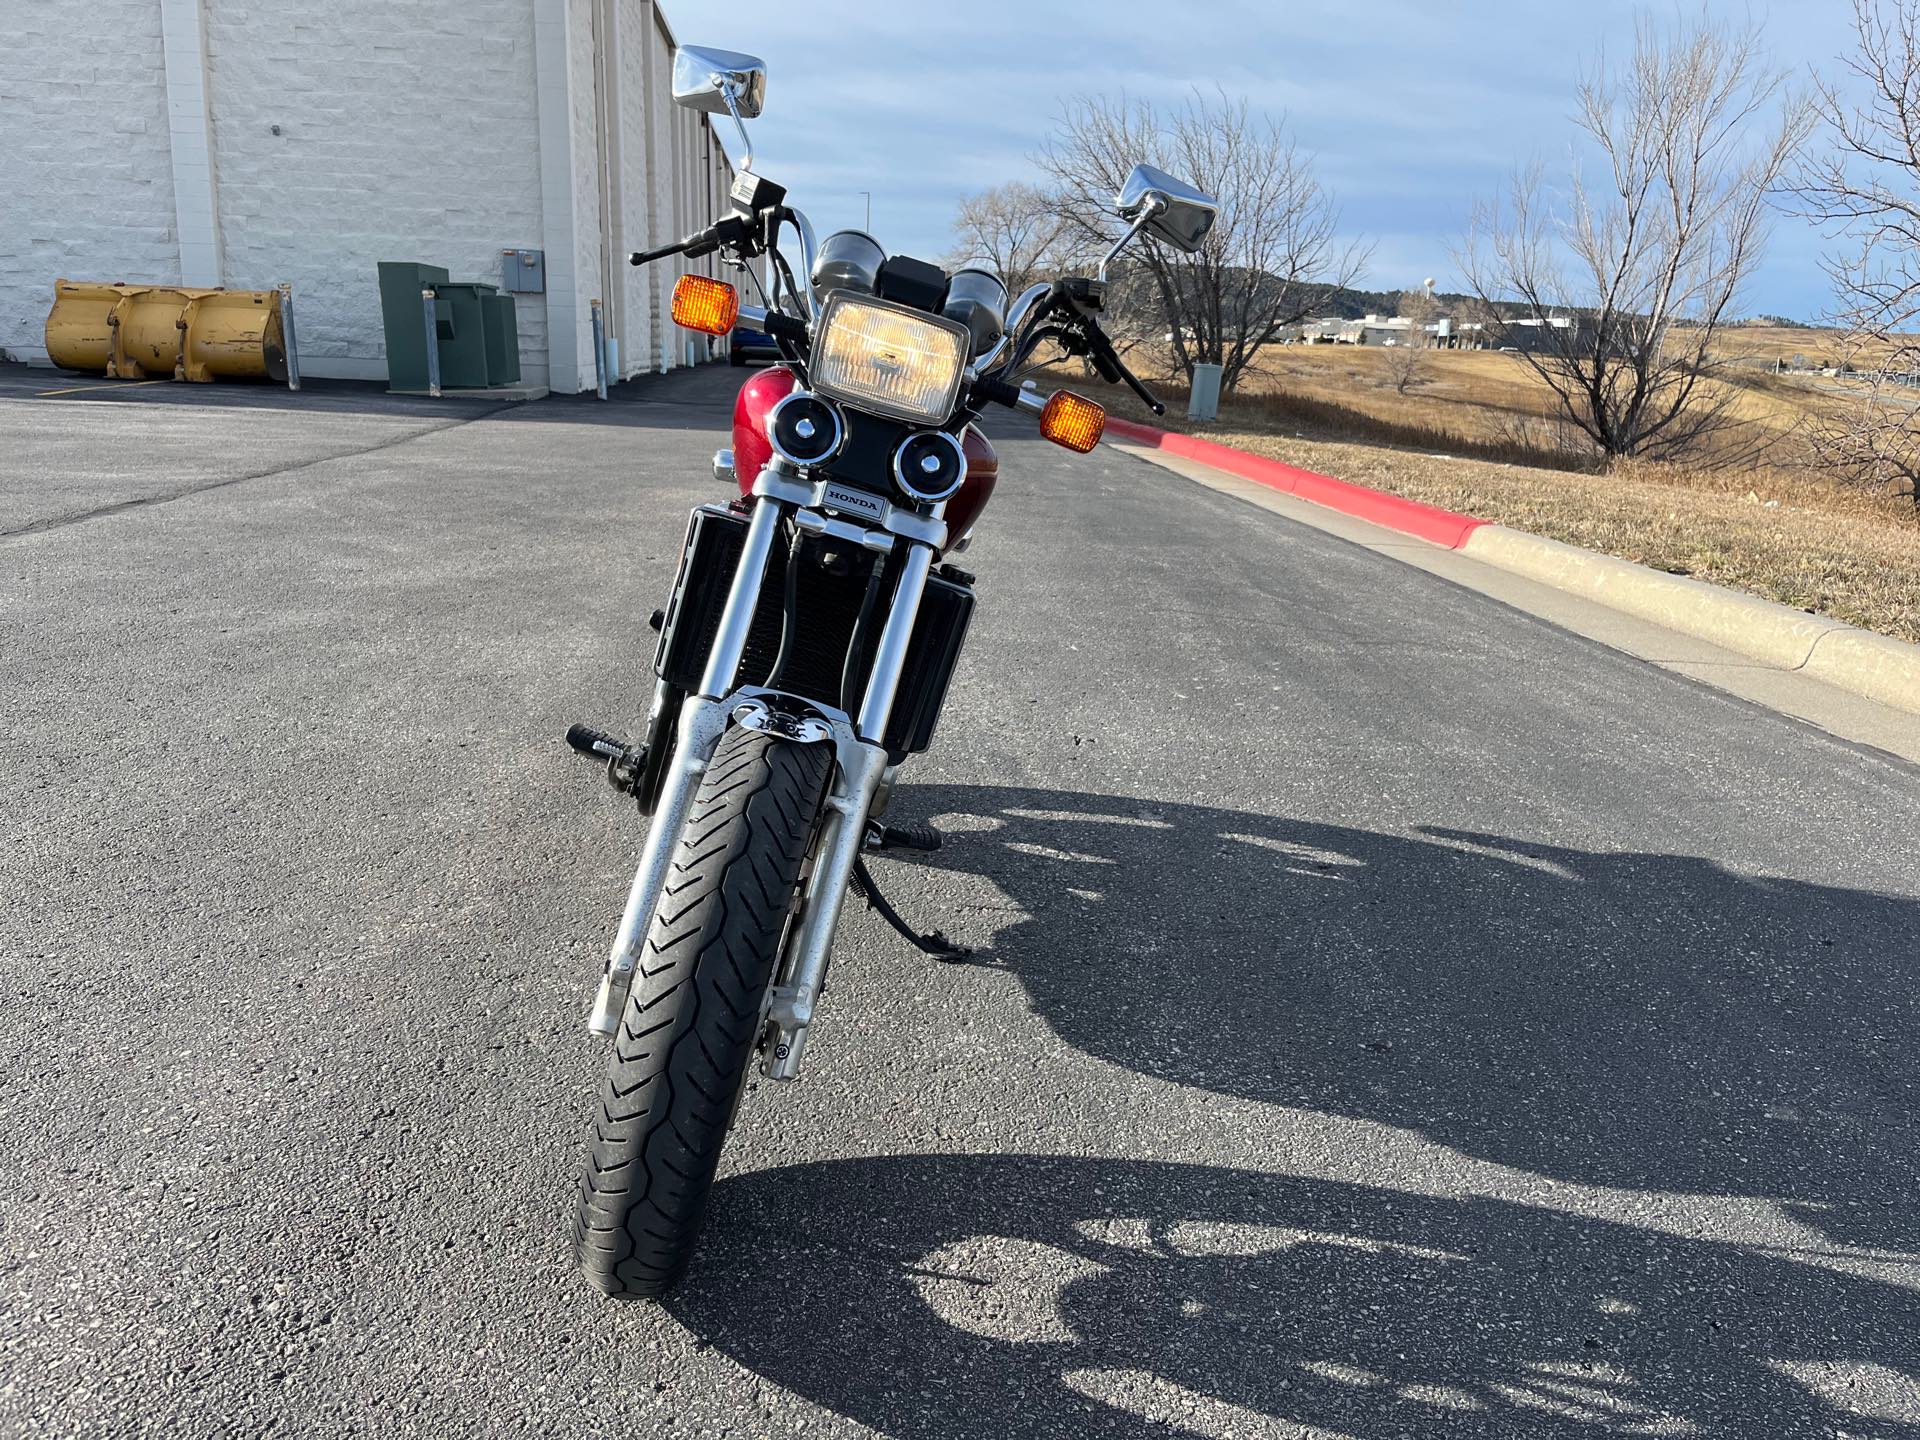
[761,311,809,345]
[973,376,1024,409]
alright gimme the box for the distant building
[1494,315,1586,355]
[1276,308,1594,354]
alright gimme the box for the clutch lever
[629,214,757,267]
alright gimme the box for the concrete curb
[1107,416,1920,716]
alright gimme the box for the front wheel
[573,725,832,1298]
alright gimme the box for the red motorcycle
[570,43,1217,1298]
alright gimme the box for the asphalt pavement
[3,361,1918,1438]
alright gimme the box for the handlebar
[633,208,1168,421]
[629,203,817,273]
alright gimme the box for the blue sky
[692,1,1855,321]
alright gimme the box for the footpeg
[864,820,943,853]
[565,723,646,797]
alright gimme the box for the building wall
[627,2,676,377]
[613,0,657,376]
[0,3,179,364]
[0,0,726,388]
[564,0,603,393]
[202,0,549,382]
[606,0,733,381]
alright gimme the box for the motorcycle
[570,43,1218,1298]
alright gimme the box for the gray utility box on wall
[501,248,545,293]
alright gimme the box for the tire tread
[572,726,831,1298]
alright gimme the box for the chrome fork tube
[762,741,888,1079]
[763,540,937,1077]
[856,541,933,740]
[586,492,788,1038]
[699,491,787,699]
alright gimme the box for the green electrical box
[484,293,521,386]
[377,265,522,392]
[431,282,496,389]
[376,261,450,393]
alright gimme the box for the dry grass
[1215,434,1920,645]
[1228,344,1839,466]
[1711,324,1893,369]
[1044,341,1920,644]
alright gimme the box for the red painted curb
[1104,415,1486,550]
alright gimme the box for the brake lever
[1081,319,1165,416]
[1117,365,1165,417]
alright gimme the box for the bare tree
[1808,381,1920,510]
[1455,15,1807,461]
[946,182,1074,297]
[1037,90,1368,394]
[1792,0,1920,511]
[1385,286,1438,393]
[1452,295,1505,350]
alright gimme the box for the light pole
[859,191,871,232]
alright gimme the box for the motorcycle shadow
[673,1154,1920,1439]
[879,784,1920,1256]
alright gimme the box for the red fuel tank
[731,365,998,556]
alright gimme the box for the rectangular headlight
[810,291,970,426]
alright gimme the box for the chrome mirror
[672,45,768,167]
[1113,163,1219,253]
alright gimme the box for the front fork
[586,468,939,1085]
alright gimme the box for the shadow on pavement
[676,1154,1920,1438]
[876,786,1920,1255]
[671,788,1920,1434]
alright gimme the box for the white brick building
[0,0,733,392]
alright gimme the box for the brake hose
[839,552,887,713]
[764,518,803,688]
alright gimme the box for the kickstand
[851,857,972,963]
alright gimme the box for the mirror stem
[1097,198,1163,283]
[717,77,753,171]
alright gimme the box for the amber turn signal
[671,274,738,336]
[1039,390,1105,453]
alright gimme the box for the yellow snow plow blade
[45,281,288,383]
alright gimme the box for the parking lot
[3,363,1919,1438]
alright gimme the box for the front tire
[574,725,832,1298]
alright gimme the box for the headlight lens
[810,291,970,425]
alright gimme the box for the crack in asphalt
[0,402,517,542]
